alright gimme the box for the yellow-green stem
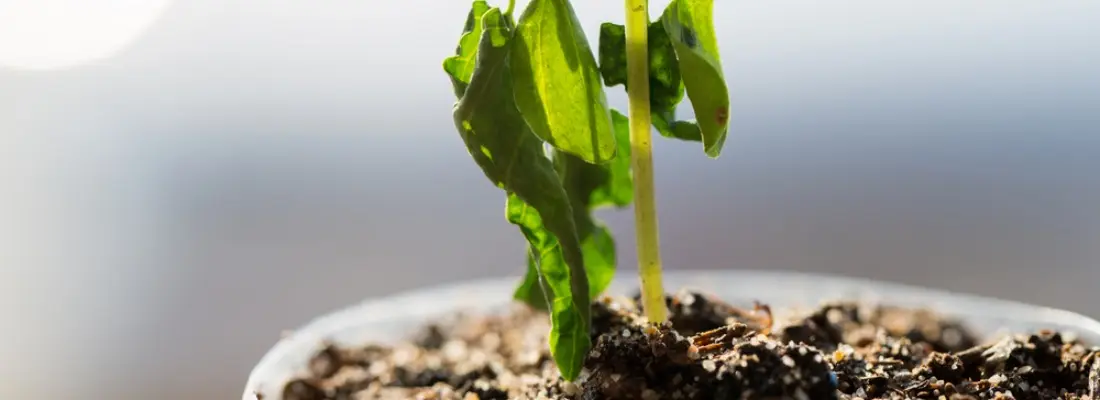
[625,0,667,323]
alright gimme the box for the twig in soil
[707,298,774,334]
[752,301,774,335]
[693,324,752,355]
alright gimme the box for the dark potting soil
[274,290,1100,400]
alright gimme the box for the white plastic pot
[242,270,1100,400]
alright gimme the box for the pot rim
[243,269,1100,400]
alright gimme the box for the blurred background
[1,0,1098,398]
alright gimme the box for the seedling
[444,0,729,380]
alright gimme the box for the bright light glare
[0,0,173,71]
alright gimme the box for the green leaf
[552,110,631,303]
[598,20,701,141]
[555,109,633,213]
[510,0,617,164]
[513,223,615,311]
[598,22,683,111]
[451,7,589,381]
[443,0,492,97]
[579,109,633,209]
[662,0,730,157]
[652,112,702,141]
[596,23,628,89]
[514,252,550,311]
[515,109,632,309]
[506,194,590,381]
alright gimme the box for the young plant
[443,0,729,380]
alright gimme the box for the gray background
[1,0,1098,399]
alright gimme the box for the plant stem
[506,0,516,17]
[624,0,667,324]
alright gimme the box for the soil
[272,290,1100,400]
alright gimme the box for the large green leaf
[514,109,631,312]
[510,0,617,164]
[443,0,491,97]
[450,7,589,381]
[597,20,701,142]
[662,0,730,157]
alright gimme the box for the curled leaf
[662,0,730,157]
[506,194,590,381]
[449,7,590,381]
[443,0,491,97]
